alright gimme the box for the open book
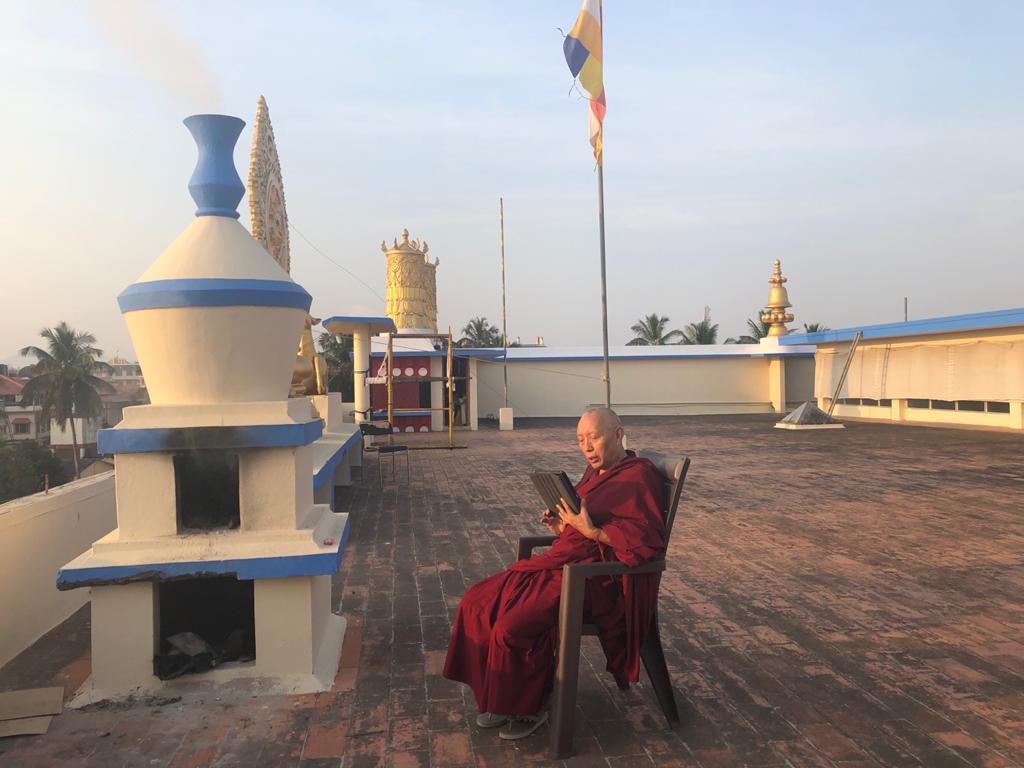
[529,470,581,516]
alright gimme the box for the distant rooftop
[0,374,24,397]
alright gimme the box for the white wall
[476,356,805,418]
[784,356,816,405]
[0,473,116,668]
[48,417,100,449]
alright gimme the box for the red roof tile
[0,374,24,396]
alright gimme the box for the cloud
[87,0,221,112]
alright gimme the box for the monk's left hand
[556,498,598,540]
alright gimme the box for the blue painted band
[779,306,1024,345]
[56,519,351,590]
[313,429,363,491]
[117,278,312,313]
[373,410,431,418]
[98,420,323,454]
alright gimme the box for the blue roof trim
[313,430,363,491]
[98,420,323,454]
[779,306,1024,345]
[373,410,432,418]
[56,518,351,590]
[118,278,312,313]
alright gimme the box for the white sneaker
[498,712,549,740]
[475,712,509,728]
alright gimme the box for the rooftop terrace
[1,415,1022,767]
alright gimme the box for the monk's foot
[475,712,509,728]
[498,712,549,740]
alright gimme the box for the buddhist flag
[563,0,605,165]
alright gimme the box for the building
[48,416,100,461]
[781,307,1024,431]
[95,356,145,393]
[0,374,49,443]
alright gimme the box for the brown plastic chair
[515,449,691,758]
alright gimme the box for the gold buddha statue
[291,314,328,397]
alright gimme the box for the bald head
[579,407,621,435]
[576,407,626,472]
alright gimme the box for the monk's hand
[541,508,564,534]
[557,498,598,540]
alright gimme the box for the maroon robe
[443,454,667,716]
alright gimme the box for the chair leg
[550,568,586,758]
[639,621,680,726]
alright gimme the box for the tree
[681,318,719,345]
[626,314,683,346]
[0,441,68,504]
[19,322,114,478]
[725,312,771,344]
[803,322,829,333]
[458,317,502,348]
[317,331,354,400]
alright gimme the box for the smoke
[88,0,222,112]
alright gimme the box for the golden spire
[760,259,794,337]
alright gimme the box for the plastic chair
[515,450,691,758]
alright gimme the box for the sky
[1,0,1022,365]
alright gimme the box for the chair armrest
[516,535,558,561]
[562,559,667,579]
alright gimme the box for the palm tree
[803,322,829,333]
[317,331,354,400]
[681,318,719,345]
[19,322,114,478]
[459,317,502,348]
[626,314,683,346]
[725,311,771,344]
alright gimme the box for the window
[931,400,955,411]
[861,398,879,406]
[956,400,985,412]
[908,399,929,409]
[14,422,30,435]
[987,401,1010,414]
[879,399,892,407]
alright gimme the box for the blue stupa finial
[183,114,246,219]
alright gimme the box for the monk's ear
[616,426,625,443]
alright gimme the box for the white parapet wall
[0,472,116,668]
[476,350,815,419]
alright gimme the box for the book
[528,470,581,516]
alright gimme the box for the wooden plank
[0,715,52,738]
[0,687,64,721]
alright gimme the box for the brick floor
[1,415,1022,767]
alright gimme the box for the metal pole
[597,163,611,408]
[904,297,908,322]
[499,197,509,408]
[827,331,863,418]
[447,329,454,449]
[386,333,393,430]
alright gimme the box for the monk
[443,407,667,740]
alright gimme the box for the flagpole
[597,0,610,408]
[597,164,610,408]
[499,197,509,408]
